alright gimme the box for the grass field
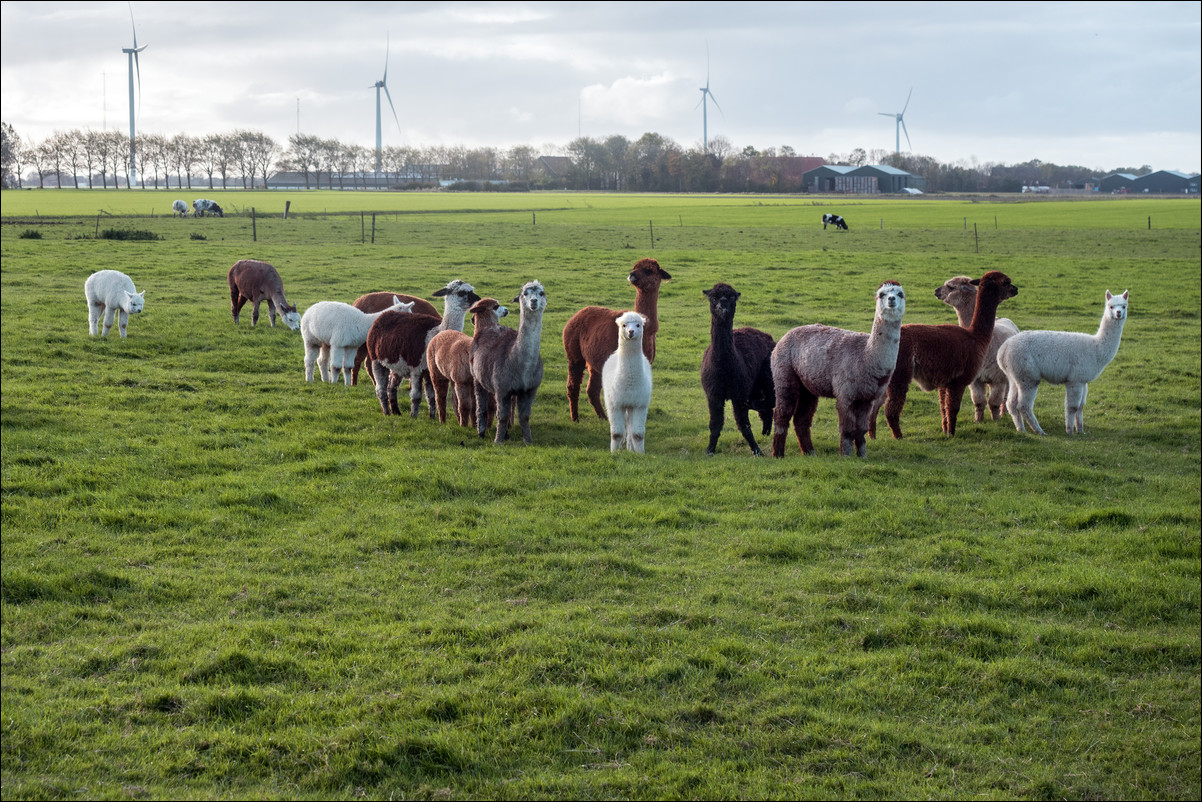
[2,190,1199,800]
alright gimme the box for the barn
[1129,170,1199,194]
[803,164,926,194]
[1100,173,1137,193]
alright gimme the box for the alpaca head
[124,290,146,315]
[386,296,415,315]
[615,310,646,344]
[1105,290,1129,321]
[433,280,481,313]
[280,302,301,331]
[876,281,905,323]
[469,298,509,329]
[513,280,546,315]
[934,275,976,311]
[628,258,672,292]
[970,271,1018,303]
[702,283,740,323]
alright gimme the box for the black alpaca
[700,283,776,456]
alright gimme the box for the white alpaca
[997,290,1129,435]
[602,311,653,453]
[301,297,413,385]
[84,269,145,338]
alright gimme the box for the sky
[2,1,1200,174]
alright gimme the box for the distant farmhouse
[802,164,926,194]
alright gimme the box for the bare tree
[171,134,199,189]
[198,134,222,189]
[1,121,20,188]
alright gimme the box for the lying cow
[822,213,848,230]
[172,199,189,217]
[193,199,224,218]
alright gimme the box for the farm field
[2,191,1200,800]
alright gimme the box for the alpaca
[562,257,671,421]
[367,280,481,417]
[700,283,776,456]
[996,290,1129,435]
[602,311,653,453]
[771,281,906,458]
[935,275,1020,422]
[84,269,145,338]
[350,291,441,386]
[426,298,509,427]
[301,297,414,385]
[471,281,547,444]
[873,270,1018,439]
[227,259,301,330]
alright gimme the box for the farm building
[802,164,926,194]
[1129,170,1199,194]
[1100,173,1137,193]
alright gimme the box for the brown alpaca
[227,260,300,330]
[562,257,671,421]
[426,298,508,427]
[873,270,1018,439]
[350,291,440,386]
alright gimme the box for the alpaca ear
[1106,290,1113,300]
[659,268,673,280]
[1122,290,1129,299]
[969,278,981,286]
[432,288,449,297]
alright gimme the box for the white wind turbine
[879,88,913,154]
[696,45,723,153]
[371,34,402,174]
[122,2,147,187]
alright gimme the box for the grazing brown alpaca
[700,283,776,456]
[562,257,671,421]
[872,270,1018,439]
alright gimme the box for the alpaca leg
[251,300,261,327]
[118,309,130,338]
[231,294,247,324]
[88,303,102,335]
[883,383,908,440]
[516,392,536,445]
[304,344,318,382]
[794,393,819,455]
[408,370,425,418]
[851,402,873,458]
[1064,382,1087,434]
[432,374,449,423]
[585,368,608,420]
[266,300,278,328]
[352,345,369,387]
[318,344,332,383]
[731,402,763,456]
[566,360,586,422]
[941,385,967,436]
[340,347,357,386]
[422,372,437,420]
[970,378,989,423]
[494,393,513,444]
[629,406,648,454]
[771,370,801,458]
[475,385,492,438]
[988,378,1008,421]
[101,307,117,337]
[705,396,726,455]
[1010,381,1044,435]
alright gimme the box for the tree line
[0,121,1153,194]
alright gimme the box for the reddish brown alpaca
[872,270,1018,439]
[562,258,671,421]
[350,291,440,386]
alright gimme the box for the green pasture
[2,192,1199,800]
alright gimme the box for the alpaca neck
[1093,310,1127,361]
[708,313,735,359]
[439,305,470,335]
[634,288,660,334]
[951,304,973,328]
[515,309,544,362]
[969,291,1000,339]
[868,312,902,368]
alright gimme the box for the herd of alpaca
[86,256,1130,453]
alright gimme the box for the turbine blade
[384,85,401,132]
[128,1,138,48]
[134,50,142,120]
[383,33,390,83]
[878,112,894,118]
[902,87,912,115]
[709,91,724,118]
[901,119,912,151]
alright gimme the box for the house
[802,164,926,194]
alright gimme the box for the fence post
[252,207,257,242]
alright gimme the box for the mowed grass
[2,193,1199,800]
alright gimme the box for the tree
[1,121,22,188]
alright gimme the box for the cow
[822,213,848,230]
[172,200,189,217]
[193,199,224,218]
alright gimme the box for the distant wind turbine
[878,88,913,154]
[696,44,723,153]
[371,34,402,174]
[121,2,147,187]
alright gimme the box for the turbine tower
[697,46,722,153]
[878,88,913,154]
[371,34,402,174]
[122,2,147,187]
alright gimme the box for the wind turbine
[371,34,402,174]
[878,88,913,154]
[696,44,723,153]
[122,2,147,187]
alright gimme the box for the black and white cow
[193,199,224,218]
[822,213,848,230]
[172,200,189,217]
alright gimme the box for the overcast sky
[2,1,1199,174]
